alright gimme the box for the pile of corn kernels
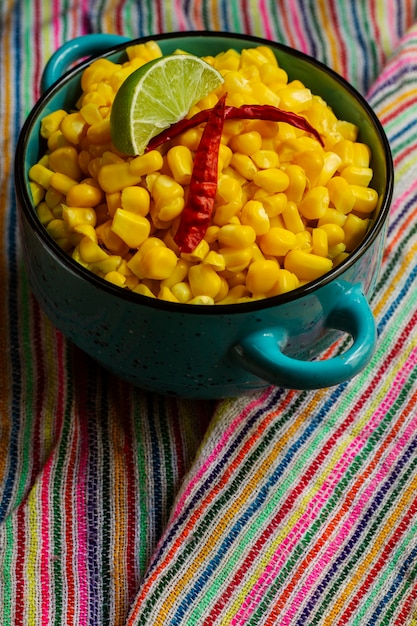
[28,41,379,305]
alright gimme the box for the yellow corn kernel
[259,226,297,256]
[250,82,281,107]
[217,284,251,304]
[328,243,347,259]
[332,139,355,168]
[129,150,164,177]
[293,150,324,187]
[48,146,83,180]
[66,181,103,207]
[214,276,230,301]
[335,120,358,141]
[47,130,71,151]
[204,225,220,244]
[277,86,312,113]
[254,190,287,217]
[73,223,97,241]
[246,259,280,294]
[213,201,242,226]
[111,208,150,248]
[216,174,243,204]
[49,172,78,195]
[188,295,215,305]
[90,254,122,274]
[170,282,192,303]
[351,185,379,214]
[97,162,142,193]
[220,246,252,272]
[250,149,279,170]
[312,228,328,257]
[105,271,126,287]
[317,206,346,227]
[284,249,333,281]
[326,176,355,215]
[353,142,371,167]
[343,214,371,251]
[230,153,258,180]
[333,251,350,266]
[229,131,263,156]
[96,220,129,255]
[160,258,189,288]
[151,173,184,204]
[294,230,312,251]
[188,264,222,299]
[80,102,103,125]
[40,110,67,139]
[340,166,373,187]
[126,40,162,62]
[127,238,165,277]
[158,196,185,222]
[120,186,150,216]
[218,224,257,248]
[102,150,125,166]
[174,127,203,151]
[86,118,112,144]
[180,238,210,263]
[282,201,305,234]
[36,202,54,226]
[284,164,307,202]
[316,152,343,186]
[29,163,54,189]
[252,168,290,194]
[218,144,233,171]
[318,223,345,247]
[204,251,226,272]
[298,186,329,220]
[45,187,63,209]
[60,112,87,145]
[134,283,156,298]
[62,207,97,230]
[157,286,180,303]
[78,236,108,263]
[78,150,91,175]
[166,145,193,185]
[139,246,178,280]
[81,58,120,91]
[240,200,270,235]
[267,269,300,296]
[104,192,120,218]
[213,48,241,71]
[259,62,287,85]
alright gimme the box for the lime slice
[110,54,224,156]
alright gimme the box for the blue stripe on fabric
[0,1,23,523]
[167,384,348,625]
[377,258,417,336]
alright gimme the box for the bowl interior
[19,32,393,307]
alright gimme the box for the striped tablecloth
[2,1,417,624]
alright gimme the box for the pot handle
[233,281,376,390]
[41,33,130,93]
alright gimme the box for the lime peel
[110,53,224,156]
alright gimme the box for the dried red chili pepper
[146,102,323,151]
[173,94,227,254]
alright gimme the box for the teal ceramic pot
[15,32,393,398]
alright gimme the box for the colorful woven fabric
[2,1,417,624]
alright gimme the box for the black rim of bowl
[14,30,394,315]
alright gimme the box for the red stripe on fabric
[14,509,26,625]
